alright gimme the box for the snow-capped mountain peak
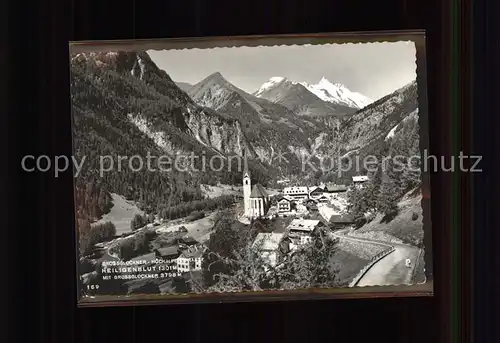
[254,76,292,97]
[269,76,286,83]
[254,75,372,110]
[300,77,373,109]
[317,76,346,89]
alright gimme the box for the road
[331,232,421,287]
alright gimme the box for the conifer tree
[377,175,399,216]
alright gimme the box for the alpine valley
[70,50,421,247]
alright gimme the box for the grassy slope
[331,250,370,287]
[332,238,389,286]
[155,212,219,243]
[94,193,144,235]
[351,191,424,247]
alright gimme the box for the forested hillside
[346,109,421,227]
[70,50,422,259]
[70,52,271,254]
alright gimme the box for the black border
[8,0,472,341]
[71,30,434,308]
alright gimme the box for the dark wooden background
[6,0,496,342]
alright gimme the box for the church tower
[242,152,251,216]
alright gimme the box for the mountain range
[175,82,193,93]
[70,50,420,218]
[253,76,372,118]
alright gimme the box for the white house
[155,246,181,260]
[324,183,348,193]
[176,245,204,273]
[317,195,329,204]
[308,186,325,199]
[352,175,369,182]
[295,203,308,215]
[286,219,323,245]
[318,204,340,222]
[283,186,309,201]
[352,175,369,188]
[252,232,289,267]
[277,196,294,214]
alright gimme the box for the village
[238,166,370,268]
[81,166,376,296]
[150,169,370,272]
[115,170,371,278]
[74,41,427,298]
[81,156,425,295]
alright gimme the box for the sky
[147,41,417,101]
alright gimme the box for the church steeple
[243,149,250,178]
[242,149,251,217]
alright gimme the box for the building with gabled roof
[304,198,318,212]
[277,196,294,214]
[286,219,324,245]
[317,195,329,203]
[283,186,309,200]
[252,232,290,267]
[176,245,205,273]
[253,232,284,251]
[154,246,181,260]
[287,219,322,233]
[352,176,369,189]
[352,175,369,182]
[325,183,348,193]
[250,183,269,198]
[329,214,354,227]
[308,186,325,198]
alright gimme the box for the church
[243,164,270,219]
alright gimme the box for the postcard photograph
[71,33,431,304]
